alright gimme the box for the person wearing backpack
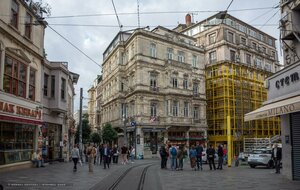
[189,145,197,171]
[169,144,177,171]
[195,142,204,170]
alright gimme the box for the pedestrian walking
[207,144,216,170]
[87,143,96,172]
[112,144,119,164]
[159,146,168,169]
[84,145,88,163]
[217,144,224,170]
[177,145,184,170]
[189,145,197,171]
[169,144,178,171]
[223,144,227,165]
[102,144,111,169]
[99,144,103,165]
[93,145,97,165]
[71,144,80,172]
[130,146,135,163]
[195,142,204,170]
[121,144,128,165]
[272,143,282,174]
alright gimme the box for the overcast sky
[43,0,281,110]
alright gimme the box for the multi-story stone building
[42,60,79,162]
[0,0,47,169]
[177,13,281,157]
[246,0,300,180]
[99,26,207,158]
[88,75,102,132]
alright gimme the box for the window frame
[209,51,217,64]
[11,0,19,29]
[29,68,36,101]
[150,43,157,58]
[167,48,173,60]
[183,77,188,89]
[61,78,66,100]
[184,102,189,117]
[25,12,32,39]
[209,33,216,44]
[51,75,55,98]
[177,51,185,63]
[172,101,178,117]
[150,102,157,117]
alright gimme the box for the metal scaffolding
[206,61,280,158]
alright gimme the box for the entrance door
[291,112,300,180]
[150,132,158,154]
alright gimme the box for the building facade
[42,60,79,162]
[99,27,207,158]
[87,76,101,132]
[246,0,300,180]
[0,0,47,169]
[179,13,281,157]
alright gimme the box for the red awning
[0,115,43,125]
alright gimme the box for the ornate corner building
[98,27,207,158]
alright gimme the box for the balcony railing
[149,86,159,92]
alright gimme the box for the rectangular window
[150,102,157,117]
[172,101,178,117]
[209,51,217,64]
[262,47,267,54]
[193,83,198,95]
[51,75,55,98]
[228,31,234,43]
[241,37,246,45]
[268,38,273,46]
[172,77,178,88]
[252,42,257,50]
[11,0,19,28]
[194,106,199,119]
[230,50,236,62]
[25,12,32,39]
[3,55,27,98]
[246,54,251,65]
[121,82,124,91]
[256,58,262,68]
[167,48,173,60]
[192,55,197,67]
[150,75,157,88]
[184,102,189,117]
[61,78,66,100]
[44,74,49,96]
[209,33,216,44]
[150,43,157,58]
[183,78,188,89]
[165,100,169,116]
[29,68,36,101]
[177,51,185,63]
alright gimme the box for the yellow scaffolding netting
[206,62,281,157]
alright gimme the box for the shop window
[3,55,27,98]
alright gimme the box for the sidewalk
[0,159,144,190]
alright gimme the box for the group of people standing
[71,143,136,172]
[160,142,227,171]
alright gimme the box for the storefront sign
[268,104,295,116]
[275,72,299,89]
[0,101,42,120]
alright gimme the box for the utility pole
[79,88,83,160]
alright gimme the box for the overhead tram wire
[47,24,102,68]
[43,6,277,19]
[248,3,279,24]
[259,9,280,30]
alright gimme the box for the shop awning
[0,115,43,125]
[244,95,300,121]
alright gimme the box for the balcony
[149,86,159,92]
[165,59,192,70]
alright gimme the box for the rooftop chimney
[185,14,191,27]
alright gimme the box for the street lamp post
[123,114,127,146]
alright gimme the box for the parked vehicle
[248,149,274,168]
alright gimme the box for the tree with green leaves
[75,113,92,144]
[90,132,101,145]
[102,123,118,144]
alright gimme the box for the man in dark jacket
[217,144,224,170]
[102,144,111,169]
[207,144,216,170]
[272,143,282,174]
[195,142,204,170]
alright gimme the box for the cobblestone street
[1,159,300,190]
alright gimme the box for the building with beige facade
[0,0,46,169]
[177,13,281,157]
[98,26,207,158]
